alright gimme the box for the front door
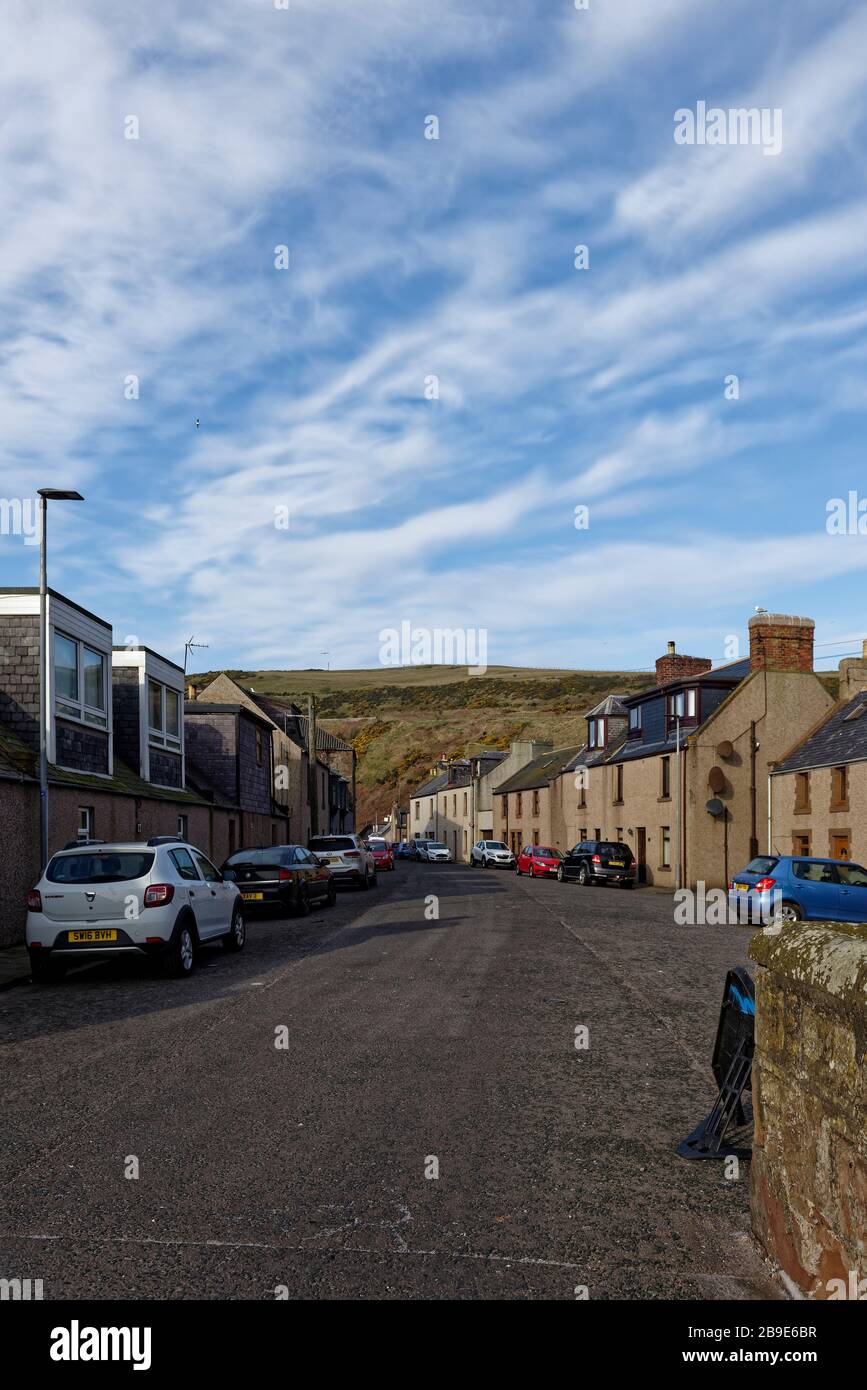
[636,828,647,884]
[831,832,850,861]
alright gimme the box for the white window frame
[148,678,182,751]
[54,630,107,729]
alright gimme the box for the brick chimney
[655,640,713,686]
[748,613,814,673]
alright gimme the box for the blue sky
[3,0,867,678]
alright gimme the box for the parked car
[368,838,395,871]
[418,841,451,862]
[728,854,867,924]
[515,845,563,878]
[559,839,636,887]
[470,840,515,868]
[308,833,377,889]
[25,837,245,982]
[222,844,334,915]
[407,838,427,860]
[393,841,413,859]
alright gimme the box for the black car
[221,844,335,915]
[558,839,637,888]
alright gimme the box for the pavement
[0,861,781,1300]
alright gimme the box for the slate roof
[0,719,206,804]
[773,692,867,774]
[494,746,583,794]
[585,694,629,719]
[621,658,750,705]
[410,770,451,798]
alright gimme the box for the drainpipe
[749,719,758,861]
[767,773,773,855]
[675,718,682,889]
[307,695,319,837]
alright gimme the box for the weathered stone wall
[749,921,866,1296]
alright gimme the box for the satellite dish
[717,740,734,760]
[708,766,726,793]
[706,798,725,817]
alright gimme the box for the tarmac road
[0,860,780,1300]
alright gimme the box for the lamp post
[37,488,84,870]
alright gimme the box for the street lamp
[37,488,84,869]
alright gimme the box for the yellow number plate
[69,929,117,943]
[608,860,624,867]
[734,882,749,892]
[242,892,264,901]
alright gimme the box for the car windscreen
[309,837,355,851]
[47,852,155,884]
[534,847,561,858]
[427,843,446,850]
[745,857,779,875]
[598,843,632,859]
[225,847,293,867]
[487,842,508,850]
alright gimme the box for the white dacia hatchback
[26,837,245,983]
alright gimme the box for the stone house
[769,678,867,865]
[409,741,552,859]
[558,614,836,889]
[493,745,584,856]
[183,700,290,860]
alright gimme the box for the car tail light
[27,889,42,912]
[754,877,776,892]
[278,868,293,881]
[592,854,601,864]
[728,880,734,891]
[143,883,175,908]
[345,850,361,858]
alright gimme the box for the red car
[515,845,563,878]
[368,838,395,871]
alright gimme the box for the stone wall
[749,921,866,1296]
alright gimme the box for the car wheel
[223,906,246,952]
[28,950,66,984]
[577,865,590,886]
[780,900,802,923]
[165,919,196,978]
[295,883,310,916]
[515,862,521,875]
[529,863,535,877]
[557,865,565,882]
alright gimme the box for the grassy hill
[188,664,650,828]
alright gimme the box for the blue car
[728,854,867,924]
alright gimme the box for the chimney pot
[186,683,196,701]
[667,641,676,656]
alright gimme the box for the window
[660,827,671,868]
[792,832,811,856]
[429,799,433,816]
[793,860,835,883]
[452,794,457,815]
[177,814,188,840]
[794,771,810,813]
[667,688,698,727]
[532,829,540,846]
[148,679,182,750]
[616,827,624,843]
[516,792,523,817]
[256,729,264,766]
[169,848,199,881]
[588,717,606,750]
[192,849,221,882]
[54,632,106,728]
[414,802,419,822]
[836,861,867,886]
[613,765,624,803]
[578,779,586,808]
[463,792,467,814]
[579,827,587,841]
[660,757,671,799]
[627,705,642,738]
[532,790,540,816]
[77,806,94,841]
[594,827,601,840]
[830,765,849,811]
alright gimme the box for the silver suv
[308,833,377,889]
[26,837,245,982]
[471,840,515,868]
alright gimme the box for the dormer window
[54,631,107,728]
[588,717,606,750]
[627,706,642,739]
[148,679,181,750]
[667,687,698,727]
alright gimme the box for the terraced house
[409,740,553,859]
[494,745,583,857]
[558,615,836,889]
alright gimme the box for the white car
[25,837,245,982]
[308,833,377,889]
[471,840,515,868]
[420,841,451,863]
